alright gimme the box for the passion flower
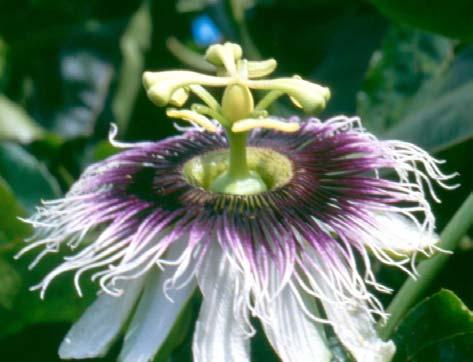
[18,42,454,362]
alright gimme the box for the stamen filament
[189,84,220,111]
[254,90,284,112]
[191,104,229,128]
[166,109,218,133]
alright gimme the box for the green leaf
[385,44,473,152]
[357,24,453,134]
[0,176,30,246]
[358,26,473,152]
[0,249,96,337]
[369,0,473,41]
[0,176,94,337]
[111,0,152,131]
[0,258,21,309]
[311,9,388,116]
[0,143,61,211]
[92,139,120,161]
[0,95,44,143]
[0,37,9,91]
[0,160,95,338]
[410,333,473,361]
[385,82,473,152]
[0,170,89,338]
[392,289,473,362]
[53,45,115,138]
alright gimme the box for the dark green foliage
[0,143,60,211]
[369,0,473,40]
[393,290,473,362]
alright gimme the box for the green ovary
[210,131,267,195]
[210,170,267,195]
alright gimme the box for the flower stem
[227,130,249,178]
[379,192,473,339]
[209,128,267,195]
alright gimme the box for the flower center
[142,42,330,195]
[182,147,294,194]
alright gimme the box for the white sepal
[193,243,251,362]
[59,277,145,359]
[261,283,332,362]
[118,243,196,362]
[322,300,395,362]
[368,213,439,257]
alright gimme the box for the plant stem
[227,130,249,178]
[379,193,473,339]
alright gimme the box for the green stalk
[379,193,473,339]
[227,130,249,178]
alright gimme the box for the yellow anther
[246,59,277,78]
[166,109,218,133]
[289,95,303,109]
[232,118,300,133]
[247,76,331,114]
[143,70,229,106]
[205,43,242,75]
[169,87,189,107]
[288,75,304,108]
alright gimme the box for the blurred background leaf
[0,258,21,310]
[0,247,97,338]
[0,176,30,246]
[111,0,152,133]
[0,37,10,91]
[0,95,43,142]
[385,44,473,152]
[356,24,453,134]
[0,143,61,211]
[369,0,473,41]
[358,25,473,153]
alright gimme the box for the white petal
[261,284,332,362]
[59,277,145,359]
[193,244,250,362]
[369,213,438,255]
[301,243,395,362]
[118,260,196,361]
[321,300,395,362]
